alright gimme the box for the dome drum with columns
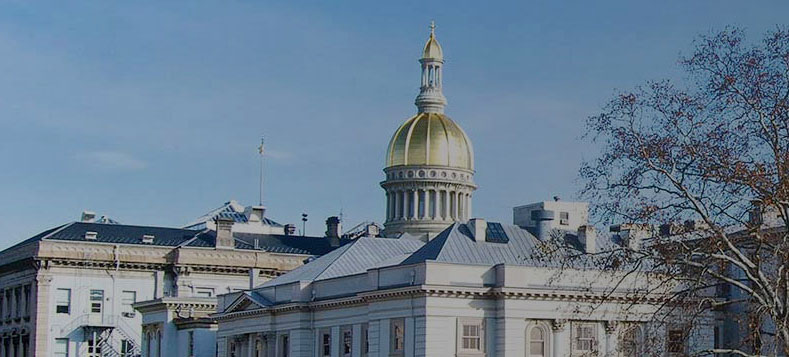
[382,22,476,240]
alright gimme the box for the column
[247,334,255,357]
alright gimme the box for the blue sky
[1,1,787,248]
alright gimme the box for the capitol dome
[381,23,477,240]
[385,112,473,171]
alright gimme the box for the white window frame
[54,338,69,357]
[456,318,485,356]
[89,289,104,314]
[571,322,598,356]
[341,325,353,357]
[121,290,136,315]
[390,318,405,356]
[526,321,551,357]
[55,288,71,314]
[319,329,331,357]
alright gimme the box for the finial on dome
[430,20,436,37]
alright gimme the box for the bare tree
[579,27,789,356]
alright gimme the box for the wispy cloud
[75,151,147,171]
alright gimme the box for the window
[461,325,481,351]
[667,329,686,355]
[361,323,369,357]
[23,285,30,317]
[187,332,195,357]
[571,323,597,355]
[146,332,152,357]
[195,288,214,298]
[90,290,104,313]
[157,330,162,357]
[560,211,569,225]
[342,326,352,357]
[54,338,69,357]
[528,326,546,357]
[122,291,136,315]
[320,330,331,357]
[87,337,101,357]
[56,288,71,314]
[121,340,134,357]
[280,334,289,357]
[390,318,405,355]
[619,325,641,357]
[457,318,484,355]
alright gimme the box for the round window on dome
[408,171,414,178]
[418,170,425,177]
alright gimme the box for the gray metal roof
[259,237,424,287]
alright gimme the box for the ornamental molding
[214,284,662,323]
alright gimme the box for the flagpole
[258,137,265,206]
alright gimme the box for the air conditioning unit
[122,312,136,318]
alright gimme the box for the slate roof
[183,200,283,229]
[5,221,345,256]
[259,237,424,287]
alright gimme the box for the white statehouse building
[209,25,722,357]
[0,201,353,357]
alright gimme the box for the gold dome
[422,22,443,60]
[386,112,473,170]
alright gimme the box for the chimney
[325,216,342,247]
[364,224,380,237]
[214,217,235,249]
[325,216,342,238]
[244,205,266,223]
[284,224,297,236]
[578,225,596,254]
[81,211,96,223]
[469,218,487,242]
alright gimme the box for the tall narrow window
[280,334,289,357]
[121,340,134,357]
[122,291,136,315]
[87,337,101,357]
[55,288,71,314]
[320,330,331,357]
[361,323,369,357]
[90,290,103,314]
[571,323,597,355]
[391,318,405,355]
[528,326,546,357]
[54,338,69,357]
[619,325,641,357]
[341,326,352,357]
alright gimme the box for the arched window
[619,325,642,357]
[526,324,549,357]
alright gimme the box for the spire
[415,21,447,113]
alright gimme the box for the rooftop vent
[141,235,155,244]
[81,211,96,223]
[84,231,98,240]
